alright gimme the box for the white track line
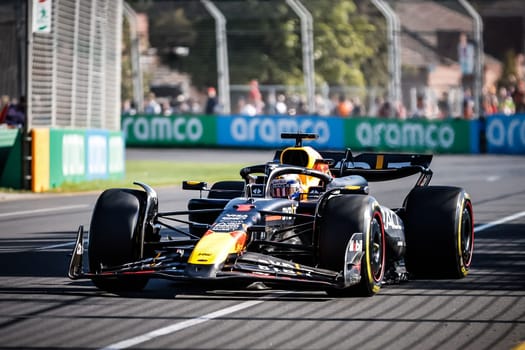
[97,210,525,350]
[474,211,525,233]
[0,204,88,218]
[100,298,272,350]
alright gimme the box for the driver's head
[270,174,303,199]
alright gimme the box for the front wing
[68,226,344,289]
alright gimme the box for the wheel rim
[460,202,474,267]
[370,213,385,282]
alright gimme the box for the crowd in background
[122,77,525,121]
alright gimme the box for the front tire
[88,188,150,292]
[318,195,385,297]
[404,186,474,278]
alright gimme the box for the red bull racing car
[68,133,474,296]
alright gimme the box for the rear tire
[318,195,385,297]
[88,188,149,292]
[404,186,474,278]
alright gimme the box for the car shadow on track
[387,222,525,296]
[1,223,523,300]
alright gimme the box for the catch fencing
[29,0,122,130]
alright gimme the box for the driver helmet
[270,174,303,199]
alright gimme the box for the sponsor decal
[62,134,85,176]
[108,135,125,174]
[348,234,363,252]
[355,121,455,149]
[381,207,403,230]
[123,116,204,142]
[227,116,332,145]
[87,134,107,176]
[212,214,249,232]
[256,257,308,276]
[250,184,264,197]
[485,115,525,154]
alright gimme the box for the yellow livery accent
[188,231,247,265]
[280,146,326,187]
[375,155,384,169]
[31,128,50,192]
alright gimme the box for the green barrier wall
[48,128,125,188]
[122,114,217,146]
[343,118,477,153]
[0,129,22,189]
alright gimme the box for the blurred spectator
[204,87,218,114]
[265,90,277,114]
[5,96,26,128]
[275,94,287,115]
[238,96,256,116]
[162,100,173,116]
[482,85,499,116]
[378,100,393,118]
[351,97,364,117]
[395,100,407,119]
[0,95,10,124]
[498,87,515,115]
[295,95,308,115]
[462,88,474,119]
[336,94,352,117]
[369,96,383,117]
[248,79,264,114]
[144,92,161,115]
[122,99,137,116]
[410,95,427,119]
[437,92,451,119]
[512,80,525,114]
[189,98,202,114]
[315,94,330,116]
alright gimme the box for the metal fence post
[458,0,483,118]
[371,0,401,117]
[201,0,231,114]
[286,0,315,114]
[123,1,144,114]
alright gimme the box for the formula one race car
[68,133,474,296]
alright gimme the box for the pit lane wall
[30,128,125,192]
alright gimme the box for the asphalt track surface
[0,148,524,350]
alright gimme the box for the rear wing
[323,150,433,182]
[273,148,433,183]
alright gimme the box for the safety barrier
[0,114,522,191]
[31,128,125,192]
[122,114,481,154]
[0,129,23,189]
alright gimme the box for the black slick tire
[88,188,149,292]
[403,186,474,278]
[318,195,385,297]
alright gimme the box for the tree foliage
[128,0,387,90]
